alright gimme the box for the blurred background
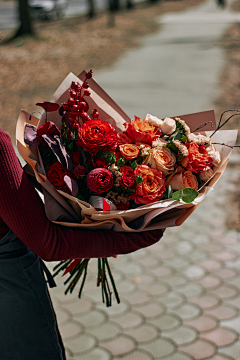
[1,0,240,358]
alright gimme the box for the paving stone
[199,259,222,271]
[74,309,106,329]
[156,291,185,309]
[74,347,111,360]
[157,249,176,260]
[133,273,155,285]
[139,337,175,358]
[179,339,216,359]
[189,294,220,309]
[64,333,97,355]
[116,280,137,294]
[99,335,136,356]
[86,321,121,341]
[118,262,143,277]
[212,268,237,280]
[220,315,240,333]
[213,251,237,261]
[111,311,143,329]
[162,325,197,346]
[147,314,181,332]
[204,304,238,321]
[208,355,234,360]
[218,341,240,360]
[164,257,190,269]
[149,266,173,278]
[142,282,169,296]
[197,275,222,289]
[96,300,129,317]
[172,303,201,320]
[55,306,71,325]
[170,241,193,255]
[135,301,164,318]
[200,327,237,347]
[60,321,83,339]
[122,289,150,305]
[124,324,158,343]
[112,350,153,360]
[182,265,206,280]
[163,352,194,360]
[162,274,187,287]
[176,283,203,298]
[227,276,240,289]
[189,249,208,261]
[135,255,161,268]
[210,285,237,299]
[184,315,217,332]
[62,297,93,315]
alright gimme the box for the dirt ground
[0,0,204,138]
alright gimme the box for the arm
[0,130,164,261]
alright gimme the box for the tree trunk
[15,0,35,38]
[126,0,134,9]
[87,0,95,18]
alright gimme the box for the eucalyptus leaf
[172,131,185,141]
[172,188,199,203]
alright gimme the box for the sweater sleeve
[0,130,164,261]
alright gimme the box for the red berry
[81,112,91,123]
[92,109,99,119]
[86,70,93,79]
[72,104,78,112]
[69,117,75,124]
[62,102,69,111]
[71,81,79,90]
[84,89,91,97]
[69,90,77,98]
[72,122,79,130]
[78,101,87,111]
[68,98,75,106]
[82,82,89,89]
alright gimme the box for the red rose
[180,142,213,173]
[87,168,113,194]
[74,165,86,180]
[47,162,73,194]
[119,167,136,189]
[92,157,109,168]
[71,151,82,168]
[77,120,118,153]
[37,121,60,144]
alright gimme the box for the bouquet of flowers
[16,70,238,306]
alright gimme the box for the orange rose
[180,142,212,173]
[124,116,161,145]
[144,147,176,175]
[166,167,198,191]
[133,165,165,204]
[119,144,139,160]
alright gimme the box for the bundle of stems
[52,258,120,306]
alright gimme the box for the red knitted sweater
[0,129,163,261]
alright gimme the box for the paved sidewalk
[47,0,240,359]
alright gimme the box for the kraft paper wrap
[16,71,238,232]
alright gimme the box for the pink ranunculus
[87,168,113,194]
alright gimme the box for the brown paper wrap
[16,71,238,232]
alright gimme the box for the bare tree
[15,0,35,38]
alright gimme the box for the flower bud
[161,118,176,135]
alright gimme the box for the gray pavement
[46,0,240,358]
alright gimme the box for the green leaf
[172,131,185,141]
[136,174,143,184]
[117,158,125,167]
[172,188,199,203]
[131,160,138,170]
[168,185,173,199]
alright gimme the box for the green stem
[78,259,90,298]
[105,258,120,304]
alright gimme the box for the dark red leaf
[36,102,60,112]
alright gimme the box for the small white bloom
[207,145,221,166]
[188,133,211,145]
[175,118,191,136]
[161,118,176,135]
[145,114,163,128]
[152,138,168,148]
[173,140,188,157]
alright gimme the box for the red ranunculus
[87,168,113,194]
[74,165,86,180]
[119,167,136,189]
[180,142,213,173]
[37,121,60,144]
[77,120,118,153]
[47,162,73,194]
[71,151,82,168]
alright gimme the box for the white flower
[175,118,190,136]
[145,114,163,128]
[199,168,214,182]
[207,145,221,166]
[161,118,176,135]
[188,133,211,145]
[152,138,167,147]
[173,140,188,157]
